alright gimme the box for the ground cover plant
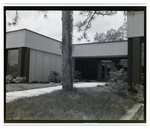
[6,83,61,92]
[6,86,135,120]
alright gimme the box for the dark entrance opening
[99,60,115,81]
[75,58,98,80]
[75,57,127,81]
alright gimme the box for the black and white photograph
[4,4,146,125]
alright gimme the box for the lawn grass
[6,83,60,92]
[6,86,136,120]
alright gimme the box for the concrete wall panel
[6,30,26,48]
[127,11,144,38]
[43,52,50,82]
[50,54,56,72]
[35,51,43,82]
[25,30,62,55]
[29,49,62,82]
[72,41,127,57]
[29,49,36,82]
[56,56,62,76]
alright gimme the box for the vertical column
[128,37,142,85]
[18,47,25,76]
[18,47,30,82]
[128,38,133,86]
[24,48,30,82]
[132,37,141,84]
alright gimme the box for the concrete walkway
[6,82,106,103]
[119,103,144,120]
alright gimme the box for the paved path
[6,82,106,103]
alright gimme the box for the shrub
[108,81,144,103]
[6,75,27,84]
[106,68,127,82]
[107,68,144,103]
[48,71,61,83]
[107,59,127,82]
[116,59,128,71]
[129,83,144,103]
[108,81,130,97]
[73,71,82,81]
[6,75,13,84]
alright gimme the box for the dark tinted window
[7,49,19,75]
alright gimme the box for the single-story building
[6,29,127,82]
[6,11,145,84]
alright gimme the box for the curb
[119,103,144,120]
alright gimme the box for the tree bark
[61,11,73,90]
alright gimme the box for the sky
[6,11,126,44]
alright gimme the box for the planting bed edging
[119,103,144,120]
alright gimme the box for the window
[7,49,19,75]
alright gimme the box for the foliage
[93,32,106,42]
[93,21,127,42]
[76,11,135,41]
[6,75,27,84]
[8,11,20,26]
[108,81,130,97]
[76,11,118,41]
[106,59,128,82]
[106,58,144,103]
[107,68,127,83]
[108,81,144,103]
[73,71,82,80]
[116,59,128,71]
[107,67,144,103]
[48,71,61,83]
[130,84,144,103]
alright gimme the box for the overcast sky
[6,11,126,44]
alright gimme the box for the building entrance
[98,61,115,81]
[75,58,126,82]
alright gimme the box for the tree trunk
[61,11,73,90]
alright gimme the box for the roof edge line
[6,28,62,43]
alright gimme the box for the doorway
[99,61,115,81]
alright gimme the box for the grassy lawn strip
[6,83,60,92]
[6,86,135,120]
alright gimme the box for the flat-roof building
[6,29,127,82]
[6,11,145,84]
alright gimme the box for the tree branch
[8,11,20,26]
[76,11,118,41]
